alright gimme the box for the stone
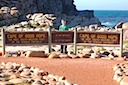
[124,30,128,40]
[113,64,120,71]
[25,51,47,58]
[0,81,14,85]
[59,76,66,81]
[9,74,17,79]
[90,53,100,58]
[59,54,69,58]
[33,68,40,74]
[69,54,80,59]
[48,52,60,58]
[10,7,19,17]
[20,71,31,78]
[56,81,65,85]
[0,62,75,84]
[120,77,128,85]
[9,78,24,84]
[123,22,128,28]
[108,54,114,59]
[63,80,73,85]
[81,48,92,55]
[115,21,123,29]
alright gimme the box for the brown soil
[0,56,125,85]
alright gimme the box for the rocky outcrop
[0,0,100,27]
[4,13,101,31]
[0,0,77,19]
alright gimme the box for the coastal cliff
[0,0,101,29]
[0,0,77,16]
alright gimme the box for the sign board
[4,32,48,45]
[1,29,123,57]
[52,31,74,44]
[77,32,120,45]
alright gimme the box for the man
[59,19,69,53]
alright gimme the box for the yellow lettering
[79,34,90,38]
[25,34,35,38]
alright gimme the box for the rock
[120,77,128,85]
[63,80,73,85]
[0,81,14,85]
[10,7,19,17]
[90,53,100,58]
[9,74,17,79]
[5,62,13,69]
[9,78,24,84]
[25,51,47,58]
[123,30,128,40]
[33,68,40,74]
[59,53,69,58]
[81,48,92,55]
[56,81,65,85]
[115,21,123,29]
[123,22,128,28]
[113,64,120,71]
[48,52,60,58]
[59,76,66,81]
[122,22,128,40]
[0,62,75,84]
[77,53,90,58]
[69,54,80,59]
[32,80,43,85]
[0,0,101,29]
[92,47,105,53]
[20,71,31,78]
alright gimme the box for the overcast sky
[74,0,128,10]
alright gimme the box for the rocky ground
[113,61,128,85]
[0,56,126,85]
[0,61,76,85]
[3,45,128,59]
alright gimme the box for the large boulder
[122,22,128,40]
[25,51,47,58]
[123,22,128,28]
[115,21,123,29]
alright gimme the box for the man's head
[61,19,67,25]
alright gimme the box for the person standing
[59,19,69,53]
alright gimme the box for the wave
[101,22,116,27]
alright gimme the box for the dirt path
[0,56,125,85]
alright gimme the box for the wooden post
[1,28,5,56]
[48,28,52,53]
[120,29,123,57]
[74,28,77,55]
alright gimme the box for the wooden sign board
[4,32,48,45]
[52,31,74,44]
[77,32,120,45]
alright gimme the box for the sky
[74,0,128,10]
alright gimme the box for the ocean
[94,10,128,27]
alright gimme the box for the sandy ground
[0,56,125,85]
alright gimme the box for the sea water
[94,10,128,27]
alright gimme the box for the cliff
[0,0,101,28]
[0,0,77,16]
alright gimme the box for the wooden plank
[48,28,52,53]
[120,29,123,57]
[74,28,77,55]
